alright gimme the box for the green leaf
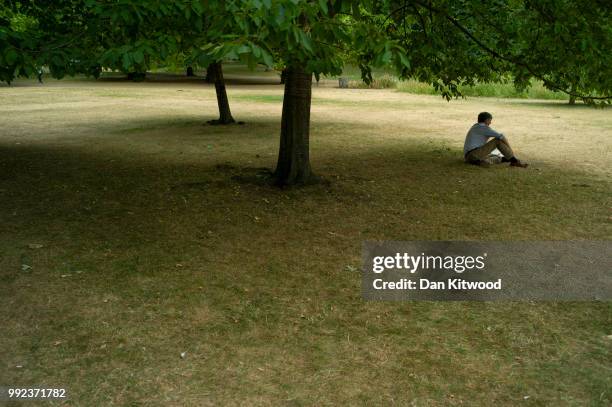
[251,44,262,58]
[198,53,213,67]
[261,49,273,67]
[291,26,300,44]
[237,44,250,54]
[275,6,286,26]
[298,30,313,53]
[398,52,410,69]
[5,49,18,65]
[133,49,144,64]
[192,1,204,15]
[318,0,328,14]
[122,53,132,70]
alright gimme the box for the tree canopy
[2,1,610,101]
[1,0,611,184]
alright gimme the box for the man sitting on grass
[464,112,528,168]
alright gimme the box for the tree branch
[412,0,611,102]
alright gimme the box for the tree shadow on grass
[95,72,282,86]
[1,132,609,407]
[1,134,607,213]
[502,99,600,109]
[0,136,609,296]
[62,115,283,143]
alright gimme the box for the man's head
[477,112,493,126]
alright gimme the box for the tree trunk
[186,66,194,77]
[280,68,288,84]
[207,62,235,125]
[127,71,146,81]
[568,84,577,105]
[205,66,214,83]
[273,66,314,186]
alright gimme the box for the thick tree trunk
[280,68,288,84]
[207,62,235,125]
[273,66,314,186]
[568,84,578,105]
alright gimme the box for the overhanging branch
[409,1,611,102]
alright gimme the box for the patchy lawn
[1,76,611,406]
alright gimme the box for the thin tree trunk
[207,62,235,125]
[273,66,314,186]
[205,66,214,83]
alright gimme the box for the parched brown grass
[0,75,611,406]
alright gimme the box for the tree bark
[205,66,214,83]
[568,84,577,105]
[273,66,314,186]
[207,62,235,125]
[280,68,288,84]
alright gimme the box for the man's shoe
[510,160,528,168]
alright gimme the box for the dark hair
[478,112,492,123]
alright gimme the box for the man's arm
[483,127,505,140]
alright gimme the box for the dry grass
[0,76,611,406]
